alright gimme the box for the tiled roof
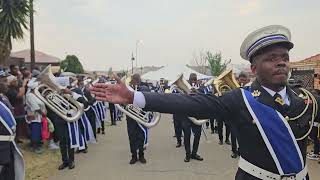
[11,49,61,63]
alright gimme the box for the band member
[202,84,217,134]
[173,73,203,162]
[92,25,320,180]
[94,101,106,134]
[0,71,25,180]
[307,89,320,161]
[81,80,97,139]
[217,117,231,145]
[109,102,117,125]
[47,85,76,170]
[171,88,183,148]
[126,74,150,164]
[71,80,95,153]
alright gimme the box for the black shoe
[97,128,101,134]
[176,143,182,148]
[139,156,147,164]
[58,163,68,170]
[191,154,204,161]
[102,131,105,135]
[231,152,238,159]
[68,162,75,169]
[129,156,138,164]
[173,135,177,138]
[225,140,231,145]
[184,155,190,162]
[218,140,223,145]
[82,149,88,153]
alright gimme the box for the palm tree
[0,0,30,64]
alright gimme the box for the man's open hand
[90,75,134,104]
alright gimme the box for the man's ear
[251,63,257,75]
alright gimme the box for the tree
[107,67,113,76]
[0,0,30,64]
[191,50,208,74]
[206,52,231,76]
[60,55,84,74]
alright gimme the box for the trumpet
[170,74,208,125]
[34,65,84,122]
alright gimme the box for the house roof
[292,54,320,64]
[11,49,61,63]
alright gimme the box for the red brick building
[291,54,320,90]
[9,49,61,70]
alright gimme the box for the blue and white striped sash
[0,101,16,134]
[137,114,154,147]
[81,112,96,143]
[68,121,79,149]
[241,89,304,175]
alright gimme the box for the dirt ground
[22,114,320,180]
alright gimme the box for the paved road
[49,114,320,180]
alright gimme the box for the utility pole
[30,0,35,70]
[131,53,135,74]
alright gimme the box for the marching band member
[82,79,98,139]
[93,101,107,134]
[46,88,76,170]
[109,102,117,126]
[171,86,183,148]
[173,73,204,162]
[202,83,217,134]
[126,74,150,164]
[229,72,250,159]
[0,70,24,180]
[71,79,96,153]
[91,25,320,180]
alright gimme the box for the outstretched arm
[90,75,237,120]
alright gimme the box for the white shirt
[261,86,290,105]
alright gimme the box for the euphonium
[114,76,161,128]
[170,74,208,125]
[211,69,240,96]
[34,65,84,122]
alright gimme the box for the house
[9,49,61,71]
[290,54,320,90]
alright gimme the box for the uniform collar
[261,86,287,100]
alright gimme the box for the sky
[12,0,320,71]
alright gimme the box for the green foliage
[107,67,112,76]
[206,52,231,76]
[0,0,31,48]
[60,55,84,74]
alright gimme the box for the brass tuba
[114,76,161,128]
[170,74,208,126]
[34,65,84,122]
[210,69,240,96]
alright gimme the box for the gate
[291,69,314,89]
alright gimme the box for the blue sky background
[13,0,320,71]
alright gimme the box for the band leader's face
[251,46,290,87]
